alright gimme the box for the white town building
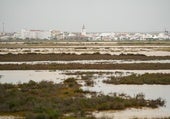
[21,29,51,39]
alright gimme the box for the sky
[0,0,170,32]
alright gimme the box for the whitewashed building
[21,29,51,39]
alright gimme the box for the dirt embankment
[0,53,170,61]
[0,63,170,70]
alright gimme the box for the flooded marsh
[0,70,170,118]
[0,42,170,119]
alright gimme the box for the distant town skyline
[0,0,170,32]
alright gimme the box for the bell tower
[81,24,86,36]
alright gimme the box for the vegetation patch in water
[0,63,170,70]
[103,73,170,84]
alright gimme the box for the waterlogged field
[0,41,170,56]
[0,41,170,119]
[0,46,170,56]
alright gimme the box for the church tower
[81,24,86,36]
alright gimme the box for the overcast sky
[0,0,170,32]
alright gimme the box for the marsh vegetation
[0,63,170,70]
[103,73,170,85]
[0,53,170,62]
[0,78,165,119]
[0,42,170,118]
